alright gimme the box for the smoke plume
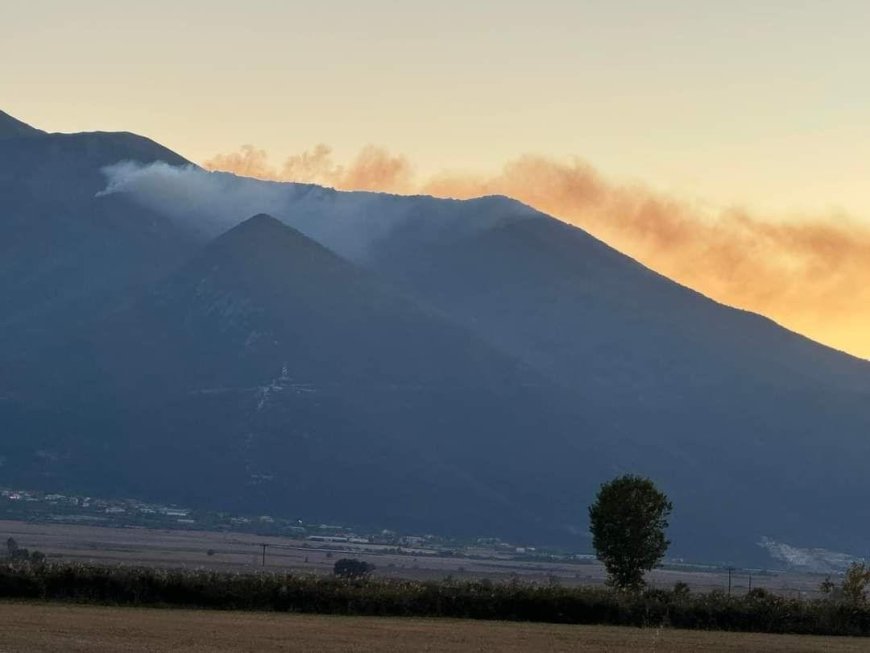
[203,146,870,359]
[205,144,414,193]
[98,160,528,263]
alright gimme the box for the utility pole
[261,543,267,567]
[748,572,752,592]
[727,567,733,596]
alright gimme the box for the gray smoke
[98,161,539,262]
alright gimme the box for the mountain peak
[217,213,314,249]
[202,213,346,276]
[235,213,286,231]
[0,109,45,139]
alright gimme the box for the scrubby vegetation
[0,560,869,636]
[333,558,375,579]
[820,562,870,605]
[5,537,45,564]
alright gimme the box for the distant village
[0,486,573,562]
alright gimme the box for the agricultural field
[0,520,827,598]
[0,603,865,652]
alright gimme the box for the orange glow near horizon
[7,2,870,359]
[205,146,870,360]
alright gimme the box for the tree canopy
[588,474,672,591]
[333,558,375,579]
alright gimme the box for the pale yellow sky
[3,1,870,357]
[4,0,870,218]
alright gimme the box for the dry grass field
[0,520,827,597]
[0,603,864,652]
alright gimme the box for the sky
[3,1,870,357]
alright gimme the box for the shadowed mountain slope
[4,214,624,540]
[0,116,195,355]
[2,111,870,565]
[363,213,870,559]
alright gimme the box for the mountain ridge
[0,109,45,139]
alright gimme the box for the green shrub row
[1,561,868,636]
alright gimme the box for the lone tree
[588,474,672,591]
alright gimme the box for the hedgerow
[1,561,868,636]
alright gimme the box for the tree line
[0,560,868,635]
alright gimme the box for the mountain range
[2,109,869,566]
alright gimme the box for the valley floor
[0,520,828,597]
[0,602,864,652]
